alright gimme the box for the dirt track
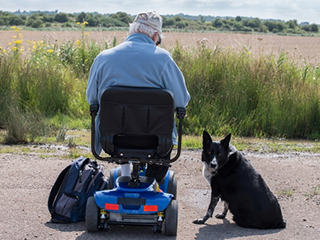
[0,145,320,240]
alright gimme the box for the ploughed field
[1,30,319,65]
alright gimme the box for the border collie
[193,130,286,229]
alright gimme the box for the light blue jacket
[86,33,190,154]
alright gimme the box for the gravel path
[0,145,319,240]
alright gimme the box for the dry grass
[1,30,319,65]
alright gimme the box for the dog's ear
[203,130,212,147]
[221,133,231,149]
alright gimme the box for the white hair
[129,22,163,43]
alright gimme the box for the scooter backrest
[99,87,175,159]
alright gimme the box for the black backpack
[48,156,108,223]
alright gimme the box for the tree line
[0,10,318,34]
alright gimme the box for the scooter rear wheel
[86,196,99,232]
[164,199,178,236]
[167,176,177,199]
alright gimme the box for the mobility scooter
[86,87,185,236]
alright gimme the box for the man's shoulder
[155,47,172,60]
[156,46,170,54]
[98,47,116,56]
[94,47,120,61]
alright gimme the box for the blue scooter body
[94,167,173,215]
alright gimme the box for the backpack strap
[47,164,71,216]
[47,157,92,215]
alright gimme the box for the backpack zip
[85,165,101,193]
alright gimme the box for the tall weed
[4,105,50,143]
[176,43,320,139]
[0,25,100,142]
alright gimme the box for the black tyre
[167,177,177,199]
[85,196,99,232]
[164,199,178,236]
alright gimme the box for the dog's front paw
[215,213,226,219]
[193,218,206,224]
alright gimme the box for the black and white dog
[193,130,286,229]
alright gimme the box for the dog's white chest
[202,165,216,185]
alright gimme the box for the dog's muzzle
[210,158,218,170]
[210,163,217,169]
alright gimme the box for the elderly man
[86,11,190,182]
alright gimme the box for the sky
[1,0,319,24]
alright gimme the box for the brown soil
[1,30,319,65]
[0,145,319,240]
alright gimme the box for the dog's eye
[218,152,222,156]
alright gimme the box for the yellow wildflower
[14,40,23,45]
[47,49,54,53]
[76,40,81,46]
